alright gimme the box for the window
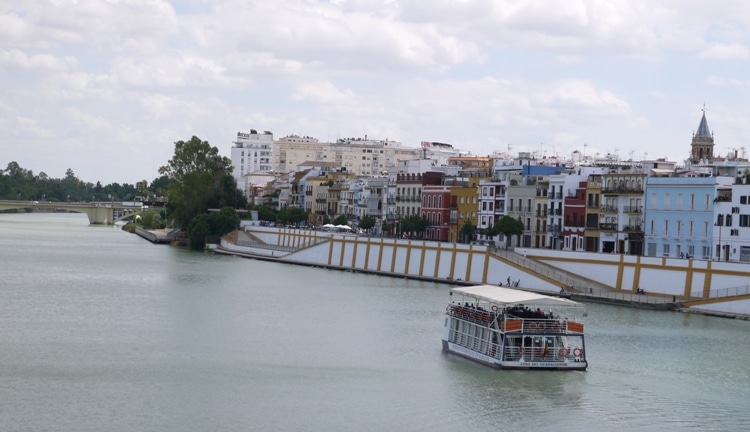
[663,244,670,256]
[702,246,710,259]
[677,194,683,210]
[689,220,694,236]
[650,220,655,235]
[650,193,657,210]
[690,194,695,210]
[665,193,671,210]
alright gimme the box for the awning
[451,285,580,307]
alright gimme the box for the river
[1,213,748,431]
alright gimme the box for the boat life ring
[491,305,498,312]
[551,322,560,332]
[528,323,538,331]
[573,348,584,357]
[446,305,451,313]
[558,347,570,357]
[537,322,546,331]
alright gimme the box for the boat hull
[442,339,587,371]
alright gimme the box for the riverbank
[213,226,750,319]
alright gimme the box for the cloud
[699,43,750,60]
[290,80,357,104]
[706,75,750,87]
[0,49,77,72]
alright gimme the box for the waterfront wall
[225,227,562,292]
[222,227,750,316]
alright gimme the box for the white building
[231,129,274,194]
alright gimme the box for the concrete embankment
[134,227,171,244]
[214,227,750,319]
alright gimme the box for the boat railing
[446,304,499,326]
[446,326,586,362]
[504,317,584,334]
[447,306,584,334]
[447,328,497,358]
[503,341,586,362]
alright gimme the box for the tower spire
[690,105,714,164]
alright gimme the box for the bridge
[0,200,144,225]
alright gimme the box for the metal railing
[708,284,750,299]
[569,287,673,304]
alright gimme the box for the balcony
[623,206,642,213]
[601,205,618,213]
[602,187,644,195]
[536,210,548,218]
[599,223,618,231]
[546,224,561,233]
[622,225,643,232]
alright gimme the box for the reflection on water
[1,213,749,432]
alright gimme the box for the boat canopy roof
[451,285,581,307]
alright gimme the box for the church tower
[690,108,714,164]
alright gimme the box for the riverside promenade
[213,226,750,319]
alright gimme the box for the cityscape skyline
[2,1,750,185]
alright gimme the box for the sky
[2,0,750,185]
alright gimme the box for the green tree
[381,220,391,234]
[136,180,149,198]
[460,220,476,243]
[252,205,277,222]
[187,213,211,250]
[358,215,376,231]
[400,214,428,238]
[209,207,240,236]
[332,214,348,226]
[158,136,237,228]
[493,215,524,247]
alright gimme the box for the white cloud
[699,43,750,60]
[290,81,357,104]
[0,49,77,72]
[2,0,750,183]
[706,75,750,87]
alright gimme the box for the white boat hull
[442,339,587,371]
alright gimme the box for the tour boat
[442,284,588,371]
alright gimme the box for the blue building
[644,176,733,259]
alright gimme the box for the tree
[493,215,524,247]
[332,214,348,226]
[358,215,376,231]
[158,136,237,228]
[460,220,476,243]
[400,214,428,238]
[136,180,149,198]
[209,207,241,236]
[253,205,277,222]
[187,214,211,251]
